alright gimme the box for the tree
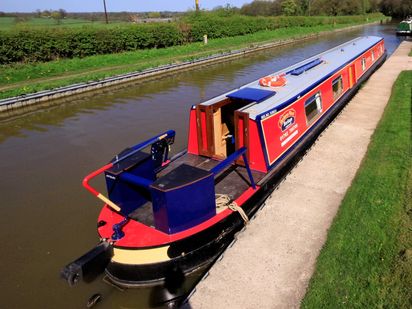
[240,1,281,16]
[369,0,381,12]
[51,10,63,24]
[212,4,239,17]
[310,0,362,15]
[281,0,299,15]
[41,10,51,18]
[58,9,67,19]
[380,0,412,17]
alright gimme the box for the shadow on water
[0,22,408,309]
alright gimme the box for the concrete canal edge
[185,41,412,309]
[0,21,386,115]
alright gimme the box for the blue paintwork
[288,58,323,76]
[242,153,256,190]
[210,147,256,189]
[106,152,155,216]
[112,130,175,165]
[111,217,129,241]
[151,164,216,234]
[119,172,153,189]
[226,87,276,103]
[105,130,175,216]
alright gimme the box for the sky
[1,0,253,13]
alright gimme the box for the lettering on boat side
[280,123,298,145]
[279,109,296,131]
[106,175,116,180]
[261,109,277,120]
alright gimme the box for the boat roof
[200,36,383,120]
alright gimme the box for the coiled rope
[215,194,249,224]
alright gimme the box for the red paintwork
[248,120,268,173]
[187,108,199,155]
[200,111,208,151]
[83,163,114,196]
[98,185,260,247]
[238,118,244,147]
[260,41,384,167]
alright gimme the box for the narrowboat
[396,18,412,35]
[62,36,386,289]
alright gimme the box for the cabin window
[305,92,322,125]
[362,58,366,71]
[332,76,343,100]
[372,50,375,61]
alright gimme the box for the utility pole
[103,0,109,24]
[195,0,200,12]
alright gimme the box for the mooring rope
[215,194,249,224]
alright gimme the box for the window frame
[332,75,343,101]
[304,92,322,125]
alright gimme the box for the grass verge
[301,71,412,308]
[0,18,387,100]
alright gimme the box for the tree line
[239,0,410,17]
[0,0,409,23]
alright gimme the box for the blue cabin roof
[200,36,383,120]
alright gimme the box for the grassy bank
[0,16,387,100]
[302,71,412,308]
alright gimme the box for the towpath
[186,41,412,309]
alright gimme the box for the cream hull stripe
[112,246,171,265]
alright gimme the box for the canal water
[0,22,407,308]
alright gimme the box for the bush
[0,13,385,65]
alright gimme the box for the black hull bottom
[104,52,387,289]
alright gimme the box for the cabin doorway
[196,98,251,160]
[348,64,356,88]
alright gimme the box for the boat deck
[129,153,265,227]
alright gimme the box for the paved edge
[0,21,386,116]
[186,41,412,309]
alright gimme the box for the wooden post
[103,0,109,24]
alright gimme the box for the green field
[302,71,412,308]
[0,16,124,30]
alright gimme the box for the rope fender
[215,194,249,224]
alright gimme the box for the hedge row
[0,13,385,65]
